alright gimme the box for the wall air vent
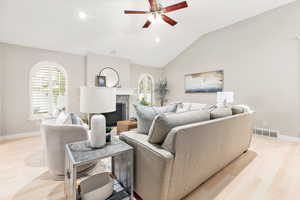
[253,128,279,138]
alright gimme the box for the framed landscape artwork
[185,70,224,93]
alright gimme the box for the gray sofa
[120,111,254,200]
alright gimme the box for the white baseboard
[278,134,300,143]
[0,131,40,142]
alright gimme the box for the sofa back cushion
[210,107,233,119]
[134,104,178,134]
[148,110,210,144]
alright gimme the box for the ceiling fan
[124,0,188,28]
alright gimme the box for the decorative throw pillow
[133,103,178,134]
[176,102,207,113]
[210,107,233,119]
[70,113,83,125]
[231,105,245,115]
[56,111,71,125]
[148,110,210,144]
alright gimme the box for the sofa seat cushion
[120,131,174,159]
[134,104,178,134]
[210,107,233,119]
[148,110,210,144]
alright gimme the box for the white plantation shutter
[30,63,67,118]
[50,66,66,111]
[138,74,154,105]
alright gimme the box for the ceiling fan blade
[143,20,152,28]
[162,1,188,13]
[161,14,178,26]
[124,10,148,14]
[148,0,158,10]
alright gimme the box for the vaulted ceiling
[0,0,295,67]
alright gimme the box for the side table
[64,137,134,200]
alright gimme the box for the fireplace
[103,95,130,127]
[103,103,126,126]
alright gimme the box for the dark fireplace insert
[103,103,126,127]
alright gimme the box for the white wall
[0,43,3,136]
[164,1,300,137]
[86,53,163,118]
[0,45,163,136]
[129,64,163,117]
[86,53,131,88]
[1,43,85,135]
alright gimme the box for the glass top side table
[64,137,134,200]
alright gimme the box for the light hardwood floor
[0,135,300,200]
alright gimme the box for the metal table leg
[112,149,134,199]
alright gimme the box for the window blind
[31,65,66,117]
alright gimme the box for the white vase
[90,114,106,148]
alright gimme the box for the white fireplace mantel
[116,88,136,96]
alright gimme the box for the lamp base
[90,114,106,148]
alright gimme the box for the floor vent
[253,128,279,138]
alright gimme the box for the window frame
[29,61,68,120]
[138,73,155,106]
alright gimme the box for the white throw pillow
[56,112,71,125]
[176,102,207,113]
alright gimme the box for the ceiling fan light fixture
[78,11,88,20]
[124,0,188,28]
[148,13,163,24]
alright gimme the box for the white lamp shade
[80,87,116,113]
[217,92,234,104]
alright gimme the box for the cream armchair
[41,119,92,180]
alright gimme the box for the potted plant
[139,97,150,106]
[155,78,169,106]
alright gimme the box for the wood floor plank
[0,135,300,200]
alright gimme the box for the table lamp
[80,87,116,148]
[217,92,234,107]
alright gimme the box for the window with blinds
[30,63,67,118]
[138,74,154,106]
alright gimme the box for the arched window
[30,61,68,119]
[138,74,154,106]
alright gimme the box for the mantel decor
[96,67,120,88]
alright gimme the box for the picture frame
[184,70,224,93]
[95,75,107,87]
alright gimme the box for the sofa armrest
[120,131,174,200]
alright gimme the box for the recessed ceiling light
[155,37,160,43]
[78,11,87,20]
